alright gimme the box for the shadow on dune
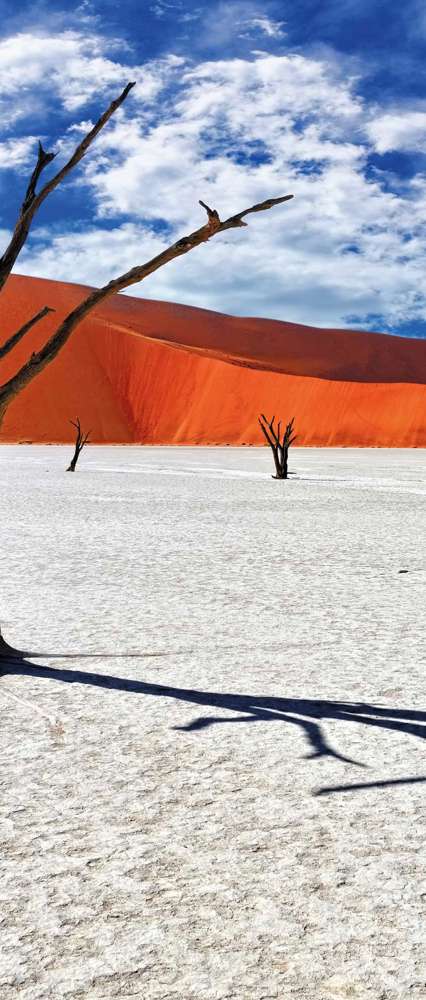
[1,631,425,795]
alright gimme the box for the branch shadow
[1,640,426,794]
[315,775,426,795]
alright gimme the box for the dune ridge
[0,274,425,446]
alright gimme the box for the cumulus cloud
[366,110,426,153]
[19,223,164,288]
[81,53,364,228]
[0,31,182,114]
[1,29,426,331]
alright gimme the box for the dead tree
[66,418,90,472]
[258,413,296,479]
[0,81,293,430]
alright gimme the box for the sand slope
[0,274,425,445]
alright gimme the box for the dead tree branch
[0,306,54,361]
[66,418,90,472]
[0,81,135,293]
[22,142,57,214]
[0,193,293,424]
[259,413,297,479]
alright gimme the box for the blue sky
[1,0,426,336]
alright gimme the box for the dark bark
[258,414,296,479]
[283,448,289,479]
[66,418,90,471]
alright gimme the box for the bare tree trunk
[0,194,293,429]
[283,446,289,479]
[258,414,296,479]
[66,418,90,471]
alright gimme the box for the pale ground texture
[0,445,425,1000]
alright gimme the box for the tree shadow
[315,775,426,795]
[1,636,426,794]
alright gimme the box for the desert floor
[0,446,425,1000]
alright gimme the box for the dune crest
[0,274,425,446]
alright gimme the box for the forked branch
[22,143,57,214]
[0,81,136,292]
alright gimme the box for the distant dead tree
[258,413,296,479]
[66,418,90,472]
[0,82,294,433]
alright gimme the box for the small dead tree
[0,81,294,431]
[66,418,90,472]
[258,413,296,479]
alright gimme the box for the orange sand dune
[0,274,425,446]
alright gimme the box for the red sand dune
[0,273,425,446]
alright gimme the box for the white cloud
[80,53,364,229]
[1,32,426,331]
[245,15,286,38]
[18,223,164,288]
[0,32,183,114]
[194,2,285,50]
[17,194,426,331]
[0,136,37,168]
[366,110,426,153]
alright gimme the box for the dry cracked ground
[0,446,425,999]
